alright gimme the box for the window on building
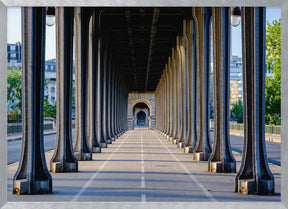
[10,53,16,58]
[10,45,16,51]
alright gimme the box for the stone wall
[127,92,156,130]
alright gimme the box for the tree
[230,101,243,123]
[72,86,75,108]
[7,70,57,120]
[265,19,281,125]
[7,68,22,111]
[44,95,56,119]
[8,108,22,121]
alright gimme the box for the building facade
[230,56,243,109]
[45,59,57,105]
[7,42,22,69]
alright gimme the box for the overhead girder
[98,7,186,91]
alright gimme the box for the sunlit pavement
[7,129,281,202]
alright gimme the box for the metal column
[208,7,236,173]
[50,7,78,172]
[192,7,212,161]
[88,9,101,153]
[184,18,196,154]
[74,8,92,161]
[96,37,108,148]
[13,7,52,194]
[235,7,274,195]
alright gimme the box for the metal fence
[8,118,56,135]
[210,119,281,135]
[8,123,54,135]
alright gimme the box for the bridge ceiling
[100,7,190,92]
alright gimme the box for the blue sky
[231,7,281,57]
[7,7,281,59]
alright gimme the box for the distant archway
[128,93,155,130]
[136,111,147,126]
[132,99,152,116]
[132,100,151,129]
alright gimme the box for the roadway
[210,130,281,166]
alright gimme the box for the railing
[210,119,281,135]
[8,123,54,135]
[8,117,56,135]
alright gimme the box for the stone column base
[106,139,112,144]
[184,146,193,153]
[50,162,78,173]
[92,147,101,153]
[237,179,274,195]
[177,142,184,148]
[100,143,107,148]
[169,137,173,142]
[75,152,92,161]
[238,179,256,195]
[111,137,115,141]
[166,135,170,140]
[13,179,52,195]
[193,152,205,161]
[172,139,178,144]
[209,161,236,173]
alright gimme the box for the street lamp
[46,7,55,27]
[231,7,241,27]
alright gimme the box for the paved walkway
[7,129,280,202]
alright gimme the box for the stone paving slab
[7,129,281,202]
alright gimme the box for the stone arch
[132,100,151,129]
[127,93,156,130]
[132,99,152,116]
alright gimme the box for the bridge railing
[7,117,55,135]
[210,119,281,135]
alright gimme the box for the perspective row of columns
[155,7,274,195]
[13,7,128,195]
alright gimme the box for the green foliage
[44,95,56,119]
[7,70,57,120]
[230,101,243,123]
[265,19,281,125]
[7,68,22,111]
[8,108,22,121]
[72,86,75,108]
